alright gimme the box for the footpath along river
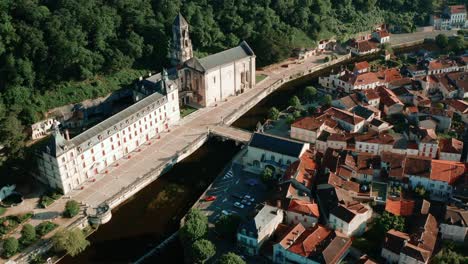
[61,43,432,263]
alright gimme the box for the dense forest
[0,0,465,176]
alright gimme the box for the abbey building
[36,13,256,194]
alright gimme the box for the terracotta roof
[449,5,466,14]
[404,156,432,178]
[406,106,418,114]
[428,59,457,71]
[291,115,337,131]
[444,206,468,227]
[353,40,379,53]
[360,88,380,100]
[354,61,370,71]
[389,77,413,88]
[419,128,437,143]
[446,99,468,114]
[376,86,403,107]
[324,107,365,126]
[383,229,410,254]
[377,68,402,83]
[328,172,361,193]
[385,196,415,216]
[381,151,406,178]
[288,224,332,257]
[331,201,368,223]
[357,153,381,174]
[337,94,361,109]
[322,234,352,264]
[288,199,320,218]
[351,72,380,86]
[447,71,468,92]
[430,160,466,184]
[277,223,306,249]
[283,150,317,189]
[439,138,463,154]
[435,74,458,92]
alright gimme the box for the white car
[244,195,255,202]
[234,202,245,209]
[241,199,252,206]
[221,210,231,216]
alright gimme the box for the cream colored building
[37,77,180,194]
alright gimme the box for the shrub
[36,221,58,237]
[20,224,36,246]
[217,252,246,264]
[3,237,19,258]
[64,200,80,218]
[268,107,280,121]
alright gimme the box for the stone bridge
[208,125,253,144]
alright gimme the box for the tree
[20,224,36,245]
[64,200,80,218]
[268,107,280,121]
[180,209,208,244]
[322,95,332,106]
[414,185,427,197]
[293,110,302,118]
[288,95,301,109]
[3,237,19,258]
[285,114,296,124]
[215,214,241,239]
[376,211,405,233]
[448,36,465,53]
[435,34,449,49]
[191,239,216,263]
[308,106,317,115]
[432,241,468,264]
[261,167,274,184]
[52,228,90,257]
[303,86,317,102]
[217,252,246,264]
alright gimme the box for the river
[61,43,432,263]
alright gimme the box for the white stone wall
[285,210,318,229]
[419,143,438,158]
[243,146,302,175]
[327,140,347,150]
[439,152,461,161]
[399,253,426,264]
[330,207,371,236]
[38,91,180,194]
[290,127,317,143]
[409,175,452,200]
[440,224,467,242]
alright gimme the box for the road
[390,29,458,46]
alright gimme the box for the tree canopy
[190,239,216,263]
[52,228,90,257]
[180,209,208,244]
[217,252,246,264]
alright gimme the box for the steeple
[170,13,193,66]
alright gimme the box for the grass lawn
[256,74,267,83]
[180,105,198,118]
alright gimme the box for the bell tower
[170,13,193,66]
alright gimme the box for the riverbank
[15,35,442,264]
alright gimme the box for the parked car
[241,199,252,206]
[221,210,231,216]
[234,202,245,209]
[231,193,243,199]
[204,195,216,201]
[244,195,255,202]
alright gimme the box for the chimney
[276,199,282,209]
[65,129,70,141]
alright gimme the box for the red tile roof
[291,115,337,131]
[351,72,380,86]
[449,5,466,14]
[283,150,317,189]
[354,61,370,71]
[377,68,402,83]
[385,196,415,216]
[288,199,320,218]
[376,86,403,107]
[324,107,365,126]
[439,138,463,154]
[288,224,332,257]
[446,99,468,114]
[430,160,466,184]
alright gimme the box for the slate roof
[249,132,305,158]
[240,204,282,238]
[173,13,188,27]
[186,41,254,72]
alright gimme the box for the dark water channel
[61,43,429,263]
